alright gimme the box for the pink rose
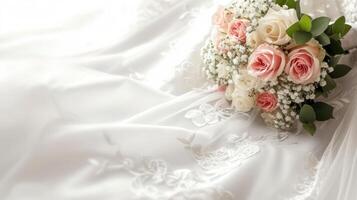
[287,39,326,62]
[212,6,234,32]
[256,92,278,112]
[228,19,249,44]
[285,46,321,85]
[247,44,286,81]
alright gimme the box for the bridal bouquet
[201,0,352,135]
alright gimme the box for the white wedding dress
[0,0,357,199]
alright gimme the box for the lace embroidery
[178,132,260,177]
[89,124,298,199]
[88,134,234,200]
[185,99,237,127]
[178,130,294,178]
[185,98,250,127]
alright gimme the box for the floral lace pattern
[88,126,295,199]
[185,99,237,127]
[185,98,250,127]
[178,132,260,177]
[88,133,234,200]
[89,156,233,199]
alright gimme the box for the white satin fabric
[0,0,357,199]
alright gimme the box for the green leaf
[328,55,341,67]
[275,0,287,6]
[342,24,352,37]
[303,122,316,136]
[293,31,312,44]
[286,22,301,37]
[286,0,297,8]
[315,87,324,98]
[311,17,331,36]
[325,39,345,55]
[330,33,343,40]
[295,0,301,18]
[332,16,346,34]
[299,15,312,32]
[322,74,337,93]
[325,25,333,35]
[299,104,316,123]
[330,64,352,78]
[312,102,334,121]
[315,33,330,46]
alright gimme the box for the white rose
[225,84,234,101]
[231,90,255,112]
[257,7,298,45]
[232,70,260,90]
[246,31,262,49]
[224,71,260,112]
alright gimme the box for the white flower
[320,80,327,86]
[217,62,230,78]
[321,71,327,77]
[241,55,249,62]
[256,7,298,45]
[231,90,255,112]
[225,84,235,101]
[233,58,239,65]
[225,70,259,112]
[321,62,328,68]
[246,31,262,49]
[232,69,260,91]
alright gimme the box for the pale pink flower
[228,19,249,43]
[212,6,234,32]
[287,39,326,62]
[247,44,286,81]
[256,92,278,112]
[285,46,321,85]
